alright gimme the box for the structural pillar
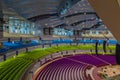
[116,44,120,64]
[95,41,99,56]
[103,40,107,53]
[0,0,3,38]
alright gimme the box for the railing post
[42,44,44,48]
[109,49,112,53]
[56,43,58,46]
[29,71,33,79]
[3,54,6,61]
[26,47,28,53]
[66,51,68,54]
[16,50,18,56]
[49,44,51,47]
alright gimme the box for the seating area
[0,39,117,55]
[34,54,116,80]
[0,0,120,80]
[52,39,117,44]
[0,40,39,54]
[68,54,116,66]
[0,45,116,80]
[94,55,117,65]
[35,57,87,80]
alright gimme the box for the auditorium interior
[0,0,120,80]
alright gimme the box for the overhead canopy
[3,0,62,18]
[2,0,106,30]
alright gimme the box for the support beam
[59,0,80,15]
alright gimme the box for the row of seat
[36,58,87,80]
[0,40,39,54]
[35,54,116,80]
[52,39,117,44]
[0,39,117,54]
[68,54,116,66]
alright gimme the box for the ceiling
[2,0,106,30]
[3,0,62,18]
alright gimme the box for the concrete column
[0,0,3,38]
[116,44,120,64]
